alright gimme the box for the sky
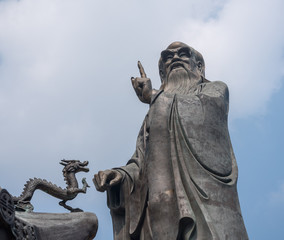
[0,0,283,239]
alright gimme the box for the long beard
[162,68,201,95]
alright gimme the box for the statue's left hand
[131,61,152,104]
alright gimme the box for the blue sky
[0,0,283,239]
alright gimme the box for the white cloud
[177,0,284,119]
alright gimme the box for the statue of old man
[94,42,248,240]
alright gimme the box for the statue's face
[160,42,203,81]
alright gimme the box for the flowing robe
[107,81,248,240]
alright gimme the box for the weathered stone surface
[15,211,98,240]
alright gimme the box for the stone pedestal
[15,212,98,240]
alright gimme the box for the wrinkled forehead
[161,41,191,57]
[163,42,196,58]
[167,41,189,49]
[159,41,204,65]
[161,46,191,60]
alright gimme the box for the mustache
[169,60,188,72]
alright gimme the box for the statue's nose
[171,53,180,63]
[171,58,180,66]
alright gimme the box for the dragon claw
[15,201,34,213]
[71,208,83,213]
[82,178,89,186]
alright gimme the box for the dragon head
[60,160,89,174]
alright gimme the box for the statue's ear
[159,69,165,82]
[197,61,209,82]
[197,61,203,73]
[158,58,165,82]
[159,69,164,78]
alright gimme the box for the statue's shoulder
[203,80,228,90]
[201,81,228,96]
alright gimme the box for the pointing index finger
[138,61,147,78]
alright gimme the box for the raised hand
[131,61,152,104]
[93,169,123,192]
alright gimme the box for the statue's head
[158,42,206,92]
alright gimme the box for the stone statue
[93,42,248,239]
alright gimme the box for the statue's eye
[179,51,189,58]
[161,50,173,62]
[166,54,173,60]
[178,48,191,58]
[162,53,173,62]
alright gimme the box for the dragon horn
[60,159,69,166]
[80,161,89,166]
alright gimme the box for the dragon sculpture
[13,159,90,213]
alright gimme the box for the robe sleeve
[196,80,238,182]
